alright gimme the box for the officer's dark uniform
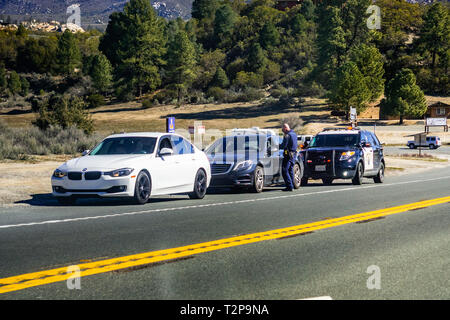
[280,130,298,191]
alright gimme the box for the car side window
[370,132,381,147]
[368,132,378,147]
[158,137,173,154]
[170,136,194,155]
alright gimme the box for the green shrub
[32,94,94,135]
[0,120,102,160]
[86,94,105,109]
[207,87,226,102]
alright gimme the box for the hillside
[0,0,193,26]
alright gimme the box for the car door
[152,136,180,193]
[361,132,375,173]
[170,135,197,190]
[369,132,382,171]
[266,136,280,180]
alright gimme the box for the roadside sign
[166,117,175,133]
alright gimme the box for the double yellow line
[1,196,449,295]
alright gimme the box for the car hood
[305,147,357,153]
[58,154,152,171]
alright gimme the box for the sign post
[166,117,175,133]
[350,107,357,128]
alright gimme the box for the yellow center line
[0,196,449,294]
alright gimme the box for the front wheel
[251,166,264,193]
[189,169,207,199]
[134,171,151,205]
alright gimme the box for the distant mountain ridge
[0,0,445,26]
[0,0,193,26]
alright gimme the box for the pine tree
[214,4,237,47]
[90,54,113,94]
[166,30,197,103]
[329,61,371,116]
[246,42,267,74]
[55,30,81,75]
[259,21,280,50]
[8,71,21,95]
[192,0,221,21]
[210,67,230,88]
[349,44,385,102]
[381,69,427,124]
[416,2,449,70]
[0,65,6,92]
[101,0,167,98]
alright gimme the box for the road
[0,164,449,300]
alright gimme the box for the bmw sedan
[51,132,211,205]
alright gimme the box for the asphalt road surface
[0,164,449,300]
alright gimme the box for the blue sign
[166,117,175,133]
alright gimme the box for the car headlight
[53,169,67,178]
[105,168,134,177]
[340,151,356,161]
[233,160,253,171]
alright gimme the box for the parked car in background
[407,136,441,149]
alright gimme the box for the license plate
[315,165,326,172]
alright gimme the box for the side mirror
[82,150,90,156]
[159,148,174,156]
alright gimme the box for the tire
[374,163,385,184]
[293,163,302,189]
[352,162,364,185]
[56,196,76,206]
[408,144,415,149]
[251,166,264,193]
[189,169,207,199]
[429,144,435,150]
[322,178,333,185]
[133,171,151,205]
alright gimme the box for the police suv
[205,128,304,193]
[301,127,385,185]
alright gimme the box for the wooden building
[425,102,450,119]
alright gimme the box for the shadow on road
[15,193,188,207]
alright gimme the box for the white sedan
[51,132,211,205]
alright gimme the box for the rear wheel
[189,169,207,199]
[374,163,385,184]
[408,143,415,149]
[134,171,151,205]
[352,162,364,185]
[293,163,302,189]
[251,166,264,193]
[429,144,435,149]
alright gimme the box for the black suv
[205,128,304,193]
[301,128,385,185]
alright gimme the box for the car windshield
[206,136,266,155]
[89,137,157,155]
[310,134,359,148]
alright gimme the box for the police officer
[280,123,298,191]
